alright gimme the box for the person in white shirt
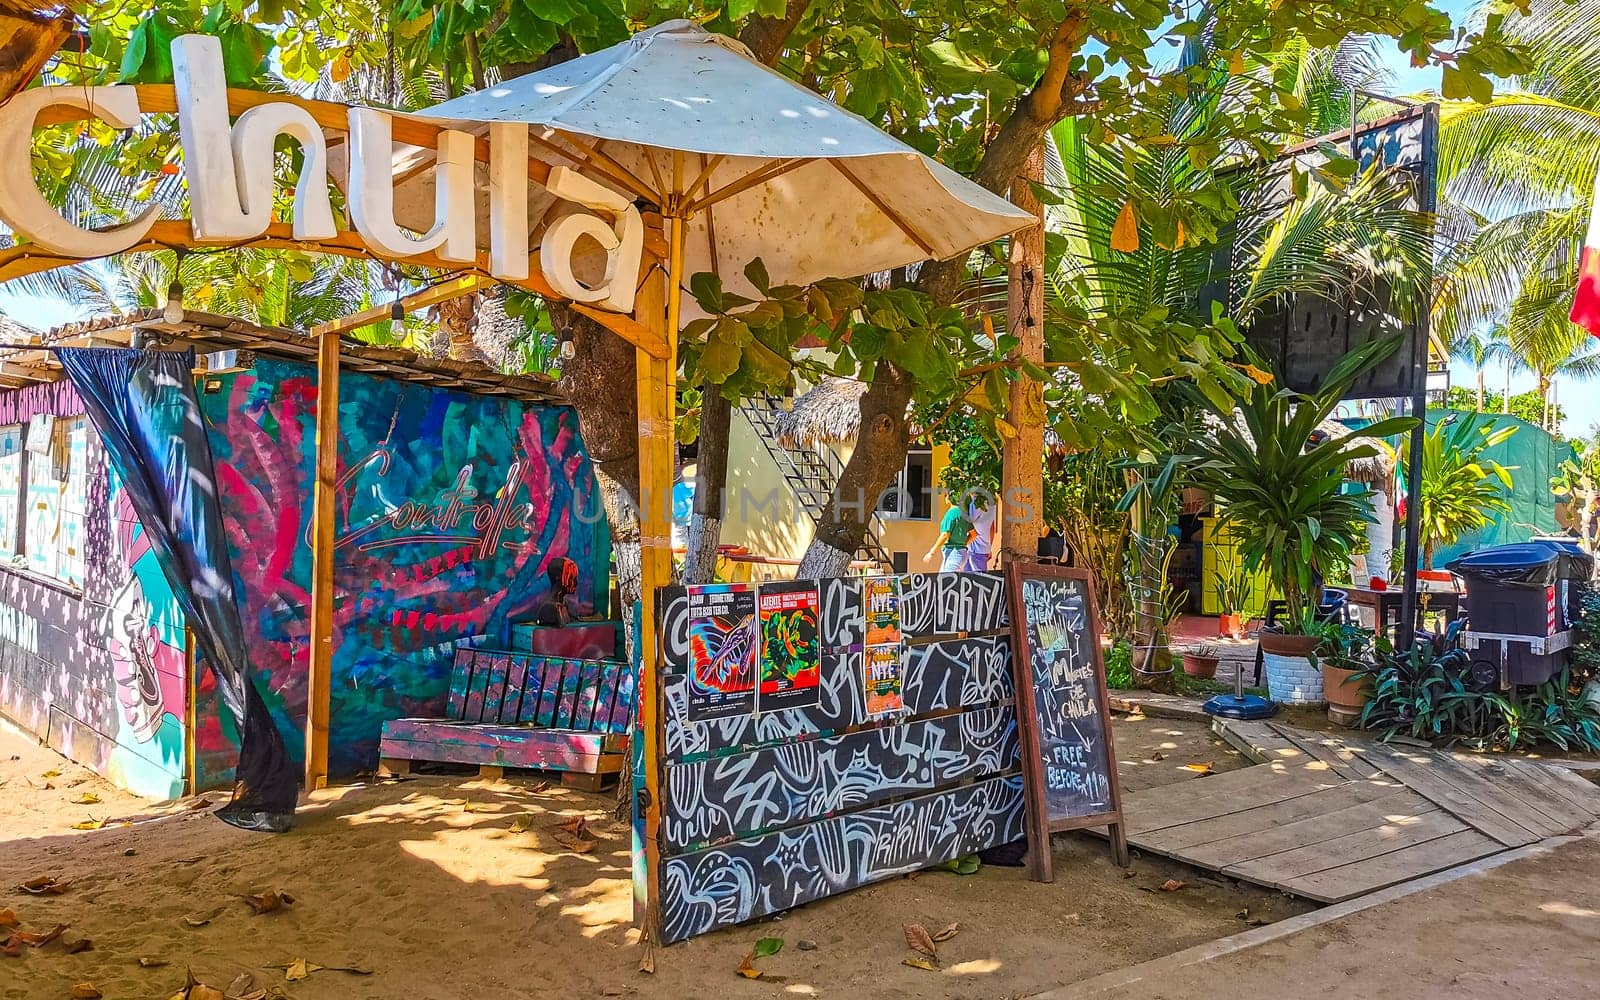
[965,498,996,572]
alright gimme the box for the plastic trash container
[1445,541,1594,686]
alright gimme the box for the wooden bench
[378,645,635,790]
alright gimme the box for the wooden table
[1346,586,1461,638]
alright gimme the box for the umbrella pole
[634,180,685,954]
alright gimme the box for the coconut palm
[1452,326,1514,412]
[1433,0,1600,416]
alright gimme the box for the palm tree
[1433,0,1600,426]
[1452,326,1514,412]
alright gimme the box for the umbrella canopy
[387,20,1032,299]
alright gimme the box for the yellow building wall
[712,411,950,576]
[1199,516,1275,618]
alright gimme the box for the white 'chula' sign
[0,34,643,313]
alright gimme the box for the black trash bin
[1445,541,1594,686]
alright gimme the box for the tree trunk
[1476,370,1484,412]
[795,364,913,578]
[436,292,482,362]
[1540,374,1551,429]
[684,384,731,584]
[1504,354,1512,414]
[1001,144,1046,566]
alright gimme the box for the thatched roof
[0,311,37,345]
[1312,417,1395,487]
[773,378,867,449]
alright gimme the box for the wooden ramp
[1120,720,1600,903]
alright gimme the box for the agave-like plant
[1188,336,1417,633]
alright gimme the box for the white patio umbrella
[380,19,1033,299]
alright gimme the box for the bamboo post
[1000,144,1046,565]
[633,202,684,951]
[305,326,340,791]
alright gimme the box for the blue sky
[6,1,1585,434]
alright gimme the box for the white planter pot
[1262,650,1325,706]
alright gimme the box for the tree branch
[739,0,813,66]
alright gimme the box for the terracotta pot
[1182,654,1220,679]
[1323,662,1370,727]
[1256,631,1320,657]
[1218,613,1244,640]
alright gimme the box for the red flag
[1572,170,1600,337]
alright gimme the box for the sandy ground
[0,715,1310,1000]
[1082,833,1600,1000]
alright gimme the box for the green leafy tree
[1443,386,1565,427]
[1404,414,1516,568]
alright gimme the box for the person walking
[926,502,975,572]
[964,499,996,571]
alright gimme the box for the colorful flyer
[756,580,822,713]
[864,574,903,647]
[686,583,759,722]
[863,644,904,717]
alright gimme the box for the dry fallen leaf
[183,913,213,927]
[69,983,102,999]
[902,922,938,959]
[64,937,94,954]
[138,957,169,968]
[71,793,101,805]
[1120,869,1138,879]
[225,972,257,999]
[41,770,61,779]
[284,958,323,982]
[508,814,534,833]
[1181,762,1215,775]
[14,923,69,947]
[555,815,589,835]
[735,952,761,979]
[243,890,295,914]
[0,909,16,928]
[1159,879,1188,892]
[638,941,657,975]
[931,922,961,943]
[902,957,939,972]
[530,780,552,793]
[3,935,24,958]
[1150,751,1169,761]
[550,827,596,854]
[71,818,106,831]
[20,876,68,895]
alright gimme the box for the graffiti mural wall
[195,358,609,784]
[0,381,188,799]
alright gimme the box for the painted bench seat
[379,645,635,789]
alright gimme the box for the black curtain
[58,348,297,831]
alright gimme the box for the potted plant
[1214,543,1251,639]
[1317,621,1383,726]
[1182,643,1222,679]
[1188,338,1417,707]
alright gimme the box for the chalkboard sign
[1005,563,1129,881]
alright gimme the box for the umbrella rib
[526,130,657,203]
[686,154,727,203]
[684,158,813,215]
[829,159,936,258]
[705,203,721,279]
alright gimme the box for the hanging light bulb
[559,327,576,360]
[163,251,186,324]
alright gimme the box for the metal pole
[1397,104,1440,652]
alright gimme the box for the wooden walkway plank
[1213,719,1311,767]
[1139,781,1401,860]
[1180,787,1430,870]
[1539,764,1600,813]
[1283,829,1503,903]
[1222,805,1466,889]
[1414,750,1571,840]
[1453,756,1596,835]
[1268,724,1385,780]
[1121,765,1344,836]
[1367,745,1540,848]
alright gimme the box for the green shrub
[1105,640,1134,689]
